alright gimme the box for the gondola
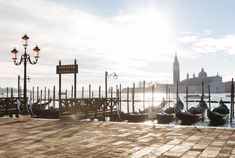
[32,106,59,119]
[122,112,148,122]
[32,99,51,109]
[176,98,207,125]
[139,99,166,113]
[32,99,59,119]
[124,99,166,122]
[207,100,229,125]
[155,99,184,124]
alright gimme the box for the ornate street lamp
[11,34,40,116]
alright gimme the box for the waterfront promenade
[0,118,235,158]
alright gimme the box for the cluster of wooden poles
[3,76,235,124]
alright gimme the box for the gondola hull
[123,113,148,122]
[176,111,205,125]
[32,107,59,119]
[156,112,175,124]
[207,109,229,126]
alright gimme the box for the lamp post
[105,71,118,98]
[11,34,40,115]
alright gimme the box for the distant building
[164,55,225,93]
[180,69,225,93]
[123,54,226,93]
[173,54,180,85]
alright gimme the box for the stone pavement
[0,118,235,158]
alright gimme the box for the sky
[1,0,235,90]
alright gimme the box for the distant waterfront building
[124,54,226,93]
[180,69,225,93]
[158,55,225,93]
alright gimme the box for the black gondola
[32,107,59,119]
[207,100,229,125]
[176,98,207,125]
[32,99,59,119]
[156,99,184,124]
[124,99,166,122]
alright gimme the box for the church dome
[198,68,207,78]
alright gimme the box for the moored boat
[125,99,166,122]
[176,99,207,125]
[207,100,229,125]
[156,99,184,124]
[32,107,59,119]
[32,99,59,119]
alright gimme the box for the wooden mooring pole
[89,84,91,98]
[176,81,179,102]
[119,84,122,110]
[208,85,211,110]
[168,88,170,108]
[48,88,50,101]
[127,87,129,114]
[74,59,77,100]
[40,89,42,104]
[166,84,168,105]
[71,85,73,99]
[58,60,62,114]
[53,86,55,108]
[11,88,13,98]
[99,86,101,98]
[44,87,46,101]
[82,87,84,98]
[6,87,8,98]
[152,84,154,106]
[37,86,39,101]
[143,80,145,110]
[116,88,121,111]
[202,82,204,98]
[186,85,188,111]
[111,87,113,116]
[132,83,135,113]
[231,78,234,123]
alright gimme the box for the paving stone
[199,149,220,157]
[0,118,235,157]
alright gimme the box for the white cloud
[177,36,198,43]
[192,35,235,54]
[177,33,235,55]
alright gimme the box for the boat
[155,99,184,124]
[176,99,207,125]
[207,100,229,125]
[124,99,166,122]
[122,112,148,122]
[32,99,51,109]
[32,107,59,119]
[32,99,59,119]
[139,99,166,113]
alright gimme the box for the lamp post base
[19,114,31,121]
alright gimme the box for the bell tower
[173,54,180,85]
